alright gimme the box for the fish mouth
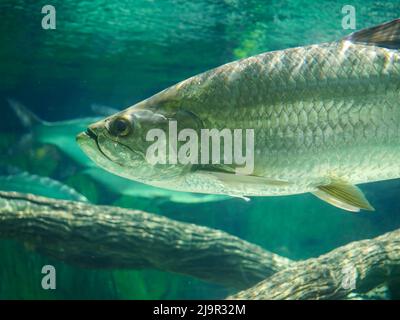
[78,127,143,171]
[82,128,115,163]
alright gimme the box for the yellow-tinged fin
[344,18,400,49]
[312,179,375,212]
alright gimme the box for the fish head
[76,94,203,185]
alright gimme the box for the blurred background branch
[0,191,291,290]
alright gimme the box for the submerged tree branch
[228,228,400,299]
[0,191,292,289]
[2,191,399,299]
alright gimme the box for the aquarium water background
[1,0,400,299]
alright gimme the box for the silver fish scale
[176,40,400,192]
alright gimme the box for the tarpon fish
[77,19,400,212]
[0,166,88,202]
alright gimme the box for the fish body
[83,167,229,204]
[186,40,400,195]
[0,167,88,202]
[77,19,400,211]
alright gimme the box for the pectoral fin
[312,180,374,212]
[201,169,290,187]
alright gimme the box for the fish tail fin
[7,98,45,129]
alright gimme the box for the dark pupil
[115,119,127,133]
[110,118,130,137]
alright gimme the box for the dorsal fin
[344,18,400,49]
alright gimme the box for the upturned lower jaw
[85,128,98,140]
[77,129,115,165]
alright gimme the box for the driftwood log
[228,228,400,299]
[2,191,399,299]
[0,191,291,289]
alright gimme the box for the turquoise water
[1,0,400,299]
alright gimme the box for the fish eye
[109,116,132,137]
